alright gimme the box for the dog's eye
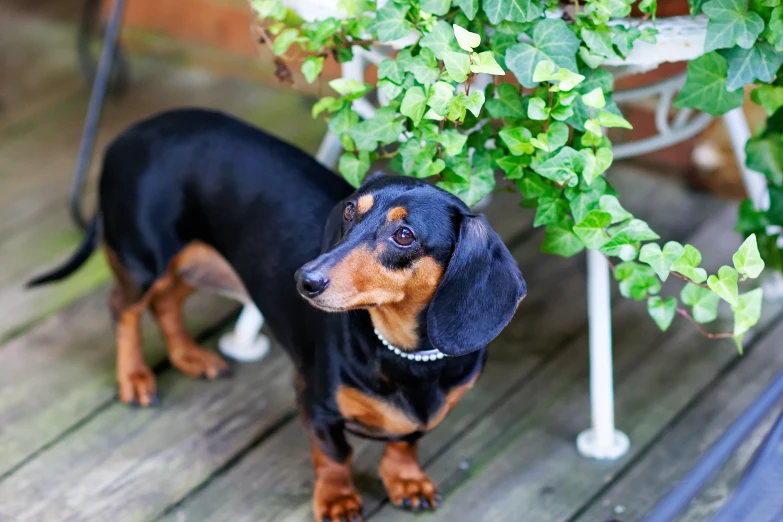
[343,203,356,222]
[392,227,415,247]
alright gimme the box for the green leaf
[612,25,642,58]
[422,0,452,16]
[751,85,783,116]
[505,19,581,88]
[689,0,707,15]
[597,111,632,129]
[733,234,766,278]
[681,284,721,324]
[427,81,455,116]
[769,6,783,52]
[534,146,584,186]
[454,0,480,19]
[746,134,783,186]
[454,24,481,51]
[533,197,570,227]
[328,107,360,136]
[273,28,299,56]
[439,129,468,156]
[722,42,783,91]
[581,147,613,185]
[675,52,744,116]
[732,288,763,338]
[482,0,543,24]
[499,126,535,155]
[648,296,678,331]
[421,21,460,60]
[581,26,618,59]
[401,87,427,126]
[527,97,550,120]
[573,210,612,248]
[485,83,526,118]
[410,48,440,85]
[550,68,586,92]
[463,90,485,117]
[378,59,404,84]
[312,96,344,118]
[339,151,371,187]
[349,107,405,151]
[301,56,325,83]
[251,0,286,19]
[639,241,685,281]
[370,2,413,42]
[599,195,633,224]
[471,51,505,75]
[497,155,528,179]
[707,265,740,306]
[582,87,606,109]
[437,165,495,206]
[443,51,471,83]
[547,122,570,152]
[615,262,662,300]
[541,222,585,257]
[702,0,765,51]
[329,78,370,97]
[670,244,709,283]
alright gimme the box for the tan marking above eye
[386,206,407,222]
[357,194,375,214]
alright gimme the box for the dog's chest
[336,377,476,438]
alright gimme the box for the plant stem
[671,271,710,289]
[676,309,733,339]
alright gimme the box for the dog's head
[295,174,526,356]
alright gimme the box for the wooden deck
[3,4,783,522]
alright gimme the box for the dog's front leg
[308,420,363,522]
[379,441,441,511]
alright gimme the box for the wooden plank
[0,289,237,479]
[574,321,783,522]
[363,209,781,522]
[159,171,723,522]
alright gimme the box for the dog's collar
[373,328,447,362]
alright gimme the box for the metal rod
[70,0,126,230]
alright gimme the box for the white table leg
[577,249,630,460]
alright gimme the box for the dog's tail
[26,214,101,287]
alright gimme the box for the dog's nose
[295,268,329,297]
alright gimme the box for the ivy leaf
[401,87,427,126]
[648,296,678,331]
[483,0,543,24]
[272,28,299,56]
[670,244,709,283]
[597,111,633,129]
[454,0,480,19]
[370,2,413,42]
[485,83,526,118]
[568,184,603,224]
[454,24,481,51]
[301,56,325,83]
[616,262,662,300]
[490,32,517,69]
[534,146,584,186]
[603,219,661,251]
[443,51,471,83]
[339,151,371,187]
[471,51,505,75]
[702,0,764,51]
[328,107,360,136]
[733,234,766,278]
[527,97,550,120]
[732,288,763,339]
[681,284,721,324]
[329,78,370,97]
[547,122,570,152]
[378,59,405,84]
[707,265,740,306]
[499,126,535,155]
[465,90,485,116]
[722,42,783,91]
[639,241,685,281]
[751,85,783,116]
[674,52,744,116]
[422,0,452,16]
[410,48,440,85]
[505,19,581,88]
[582,87,606,109]
[497,155,528,179]
[599,195,632,224]
[349,107,405,151]
[581,26,618,59]
[251,0,286,19]
[612,25,641,58]
[427,81,456,116]
[534,197,570,227]
[542,222,585,257]
[689,0,707,15]
[437,165,495,206]
[439,129,468,156]
[746,133,783,186]
[421,21,460,60]
[573,210,612,248]
[581,147,613,185]
[312,96,345,118]
[769,6,783,52]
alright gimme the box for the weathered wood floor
[3,4,783,522]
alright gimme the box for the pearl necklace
[373,328,446,362]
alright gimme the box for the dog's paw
[314,487,364,522]
[383,473,441,512]
[117,366,159,407]
[169,344,230,379]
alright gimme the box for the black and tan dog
[28,108,526,521]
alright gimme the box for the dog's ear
[427,214,526,356]
[321,200,346,252]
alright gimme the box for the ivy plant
[253,0,779,349]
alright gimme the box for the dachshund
[28,108,526,521]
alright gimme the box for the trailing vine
[252,0,782,349]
